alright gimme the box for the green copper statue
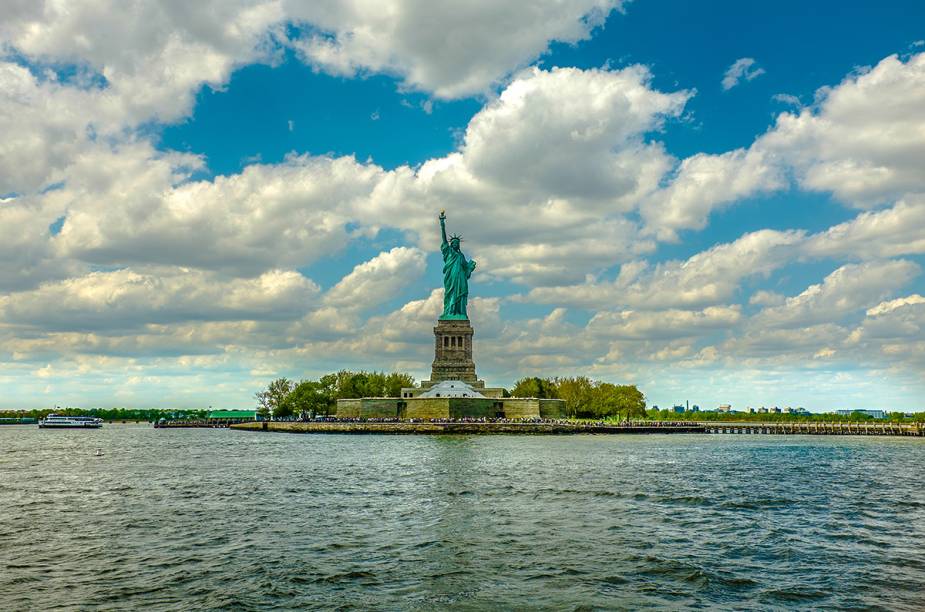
[438,209,476,320]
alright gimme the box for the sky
[1,1,925,412]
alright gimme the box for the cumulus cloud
[0,268,320,333]
[44,64,687,288]
[54,150,386,274]
[722,57,765,90]
[324,247,427,310]
[588,306,742,340]
[750,260,920,329]
[0,2,285,194]
[2,5,925,409]
[640,148,785,240]
[524,229,804,309]
[760,52,925,207]
[804,195,925,259]
[372,65,690,284]
[289,0,622,99]
[645,51,925,237]
[866,294,925,317]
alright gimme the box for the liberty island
[334,210,567,422]
[232,210,924,436]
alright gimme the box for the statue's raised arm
[439,209,448,245]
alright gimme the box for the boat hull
[39,423,102,429]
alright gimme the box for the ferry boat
[38,414,103,429]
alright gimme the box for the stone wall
[336,399,362,418]
[336,396,566,420]
[404,398,450,420]
[539,399,564,419]
[498,398,539,419]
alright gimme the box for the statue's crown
[450,233,463,242]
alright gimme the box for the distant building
[672,405,686,413]
[758,407,768,413]
[717,404,732,413]
[771,407,782,414]
[836,409,887,419]
[691,405,700,412]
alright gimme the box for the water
[2,425,924,611]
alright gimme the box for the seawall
[230,421,925,436]
[230,421,706,435]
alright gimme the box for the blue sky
[1,1,924,411]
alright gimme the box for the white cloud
[588,306,742,339]
[646,51,925,237]
[750,260,920,329]
[0,2,285,194]
[0,267,320,332]
[54,150,386,274]
[524,229,804,309]
[324,247,426,311]
[23,65,689,289]
[1,1,285,124]
[866,294,925,317]
[760,52,925,207]
[772,93,801,107]
[370,65,690,285]
[748,290,786,307]
[804,195,925,259]
[640,147,785,240]
[722,57,765,90]
[289,0,622,99]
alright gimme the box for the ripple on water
[1,428,924,610]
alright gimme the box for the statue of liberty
[438,210,476,320]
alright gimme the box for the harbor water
[2,425,924,610]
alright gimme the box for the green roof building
[207,410,258,421]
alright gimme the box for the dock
[703,422,924,436]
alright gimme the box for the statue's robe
[441,241,476,319]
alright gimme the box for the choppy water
[2,426,924,610]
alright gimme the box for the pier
[703,422,924,436]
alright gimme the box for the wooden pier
[703,422,924,436]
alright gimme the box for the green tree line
[256,370,415,418]
[511,376,647,420]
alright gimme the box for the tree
[255,378,295,418]
[333,370,414,398]
[593,383,646,419]
[384,372,415,397]
[285,380,335,418]
[555,376,595,418]
[511,377,558,399]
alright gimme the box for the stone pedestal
[421,318,483,387]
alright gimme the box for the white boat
[38,414,103,429]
